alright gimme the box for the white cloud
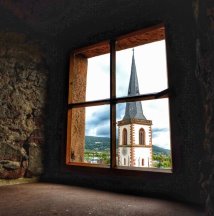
[153,131,171,149]
[86,54,110,101]
[85,105,110,137]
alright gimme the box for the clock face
[122,148,127,156]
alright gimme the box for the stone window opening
[66,23,172,171]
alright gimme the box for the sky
[84,40,171,150]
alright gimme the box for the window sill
[115,166,173,173]
[65,163,173,174]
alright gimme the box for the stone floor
[0,177,38,186]
[0,183,204,216]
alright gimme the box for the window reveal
[66,24,172,170]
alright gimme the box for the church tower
[118,50,153,168]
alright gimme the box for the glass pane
[116,40,168,98]
[67,105,110,165]
[86,54,110,101]
[69,43,110,103]
[116,98,172,169]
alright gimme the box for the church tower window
[139,128,145,145]
[122,128,127,145]
[142,159,144,166]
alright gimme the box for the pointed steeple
[127,49,140,96]
[123,49,146,120]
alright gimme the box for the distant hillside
[85,136,170,155]
[85,136,111,151]
[152,145,170,155]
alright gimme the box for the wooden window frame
[66,23,171,172]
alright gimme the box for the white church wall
[134,147,152,167]
[119,149,130,166]
[118,147,152,167]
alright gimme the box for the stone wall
[0,32,48,179]
[195,0,214,215]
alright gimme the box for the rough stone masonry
[0,32,48,179]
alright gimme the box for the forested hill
[152,145,170,155]
[85,136,170,155]
[85,136,110,151]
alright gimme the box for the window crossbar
[67,88,170,109]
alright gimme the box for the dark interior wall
[0,1,67,179]
[0,0,213,211]
[195,0,214,214]
[44,0,205,205]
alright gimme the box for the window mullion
[110,39,116,169]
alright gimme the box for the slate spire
[123,49,146,120]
